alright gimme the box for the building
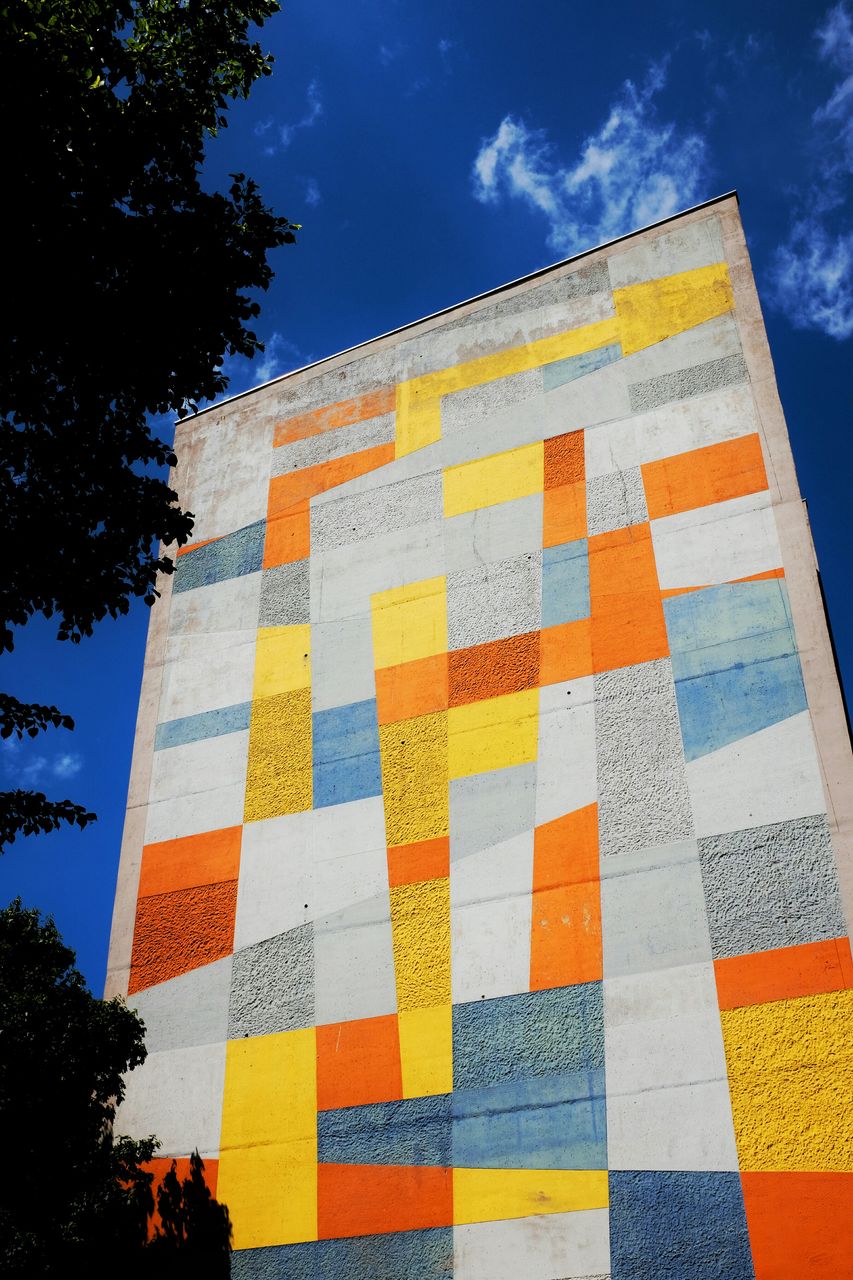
[109,192,853,1279]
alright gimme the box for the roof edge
[185,189,739,421]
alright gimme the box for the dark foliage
[0,900,232,1274]
[0,0,297,848]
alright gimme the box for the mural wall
[111,196,853,1280]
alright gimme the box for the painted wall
[110,196,853,1280]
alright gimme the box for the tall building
[109,192,853,1279]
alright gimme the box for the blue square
[609,1171,755,1280]
[312,699,382,808]
[542,539,590,628]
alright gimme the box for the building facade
[110,193,853,1279]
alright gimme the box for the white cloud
[379,42,404,67]
[53,753,83,780]
[303,177,322,208]
[21,756,48,784]
[770,4,853,340]
[472,67,709,256]
[259,81,323,155]
[218,331,310,396]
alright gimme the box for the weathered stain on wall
[111,197,853,1279]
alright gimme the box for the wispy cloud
[770,3,853,340]
[219,331,312,396]
[379,41,404,67]
[257,80,323,156]
[302,177,322,208]
[472,65,709,256]
[0,739,84,785]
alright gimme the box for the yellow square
[444,442,544,518]
[253,625,311,697]
[372,577,447,669]
[398,1005,453,1098]
[453,1168,609,1225]
[448,689,538,778]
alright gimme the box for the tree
[0,0,298,848]
[0,899,232,1274]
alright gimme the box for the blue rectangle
[318,1093,451,1166]
[665,581,807,760]
[172,521,264,594]
[453,982,604,1090]
[541,539,590,627]
[312,699,382,807]
[232,1227,453,1280]
[154,701,251,751]
[542,342,621,391]
[452,1068,607,1169]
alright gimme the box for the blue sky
[2,0,851,988]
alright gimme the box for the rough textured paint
[721,988,853,1170]
[608,1170,755,1280]
[111,204,853,1276]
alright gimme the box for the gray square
[258,559,310,627]
[447,552,541,650]
[228,924,314,1038]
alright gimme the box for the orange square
[741,1171,853,1279]
[375,653,448,725]
[318,1164,453,1238]
[539,617,593,685]
[714,937,853,1011]
[642,432,768,520]
[263,505,309,567]
[448,632,539,706]
[530,805,601,991]
[316,1013,403,1111]
[543,480,586,546]
[544,430,584,489]
[268,442,394,515]
[588,522,668,673]
[138,826,242,899]
[387,836,450,887]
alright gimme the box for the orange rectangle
[544,430,585,489]
[376,653,448,725]
[741,1171,853,1280]
[387,836,450,888]
[539,617,593,686]
[530,805,601,991]
[714,937,853,1011]
[138,826,242,898]
[316,1013,403,1111]
[274,387,396,447]
[642,432,768,520]
[143,1157,219,1237]
[543,480,586,546]
[589,522,668,673]
[175,535,219,559]
[263,503,310,568]
[448,632,539,707]
[268,441,394,516]
[318,1164,453,1238]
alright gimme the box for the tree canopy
[0,899,231,1274]
[0,0,297,847]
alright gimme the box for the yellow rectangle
[448,689,538,779]
[454,1168,609,1224]
[721,989,853,1171]
[254,625,311,697]
[444,442,544,518]
[244,688,312,821]
[390,877,451,1011]
[371,577,447,669]
[395,316,620,457]
[378,710,449,845]
[614,261,733,356]
[218,1028,317,1248]
[398,1004,453,1098]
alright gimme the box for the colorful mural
[112,198,853,1280]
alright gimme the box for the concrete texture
[258,560,310,626]
[586,467,648,537]
[447,552,542,649]
[698,815,846,957]
[628,351,747,414]
[109,195,853,1272]
[595,659,693,858]
[228,924,314,1037]
[450,762,537,859]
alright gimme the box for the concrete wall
[109,195,853,1280]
